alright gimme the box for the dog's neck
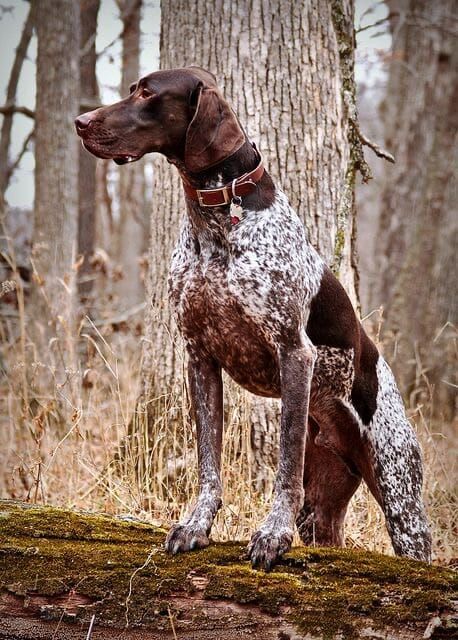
[167,139,260,190]
[167,140,277,249]
[168,139,275,252]
[179,139,260,190]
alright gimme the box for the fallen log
[0,500,456,639]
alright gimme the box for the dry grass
[0,268,456,566]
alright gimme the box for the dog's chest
[170,245,282,395]
[168,194,325,395]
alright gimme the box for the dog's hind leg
[296,416,361,547]
[357,356,432,562]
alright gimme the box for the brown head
[75,67,246,173]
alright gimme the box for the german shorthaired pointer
[76,67,431,570]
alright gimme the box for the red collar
[180,147,265,207]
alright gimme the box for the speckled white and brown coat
[76,67,432,570]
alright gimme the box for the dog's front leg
[248,339,316,570]
[165,355,223,554]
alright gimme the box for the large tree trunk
[78,0,100,305]
[114,0,147,310]
[29,0,80,395]
[372,0,457,419]
[0,500,455,640]
[138,0,365,494]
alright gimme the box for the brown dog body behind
[76,68,431,569]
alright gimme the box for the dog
[76,67,432,570]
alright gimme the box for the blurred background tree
[115,0,148,309]
[78,0,101,305]
[372,0,457,420]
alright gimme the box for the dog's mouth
[81,140,142,165]
[112,154,141,165]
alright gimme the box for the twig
[6,127,34,183]
[356,15,391,34]
[0,103,35,119]
[80,33,97,60]
[84,302,146,327]
[168,606,178,640]
[85,614,96,639]
[124,548,158,627]
[351,117,395,164]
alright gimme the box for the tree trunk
[138,0,365,489]
[114,0,147,310]
[78,0,100,304]
[0,500,455,640]
[30,0,80,387]
[372,0,457,419]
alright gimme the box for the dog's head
[75,67,245,173]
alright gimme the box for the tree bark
[0,500,455,640]
[78,0,100,304]
[138,0,364,485]
[114,0,147,310]
[30,0,80,379]
[372,0,457,418]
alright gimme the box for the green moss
[0,501,456,638]
[0,501,165,544]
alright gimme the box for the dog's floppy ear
[184,83,245,173]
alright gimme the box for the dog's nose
[75,113,93,133]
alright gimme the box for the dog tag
[230,198,243,225]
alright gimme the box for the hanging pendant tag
[230,196,243,225]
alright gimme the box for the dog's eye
[129,83,137,94]
[140,88,153,99]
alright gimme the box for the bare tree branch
[351,117,395,163]
[6,127,34,184]
[80,32,97,60]
[0,103,35,119]
[356,15,393,34]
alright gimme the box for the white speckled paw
[165,523,210,554]
[247,527,293,571]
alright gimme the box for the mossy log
[0,501,456,639]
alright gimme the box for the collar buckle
[197,186,231,207]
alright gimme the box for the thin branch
[0,103,35,119]
[96,31,121,60]
[356,15,391,34]
[80,32,97,60]
[84,302,146,328]
[6,127,34,184]
[351,117,395,164]
[359,1,386,23]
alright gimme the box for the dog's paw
[165,523,210,555]
[247,527,293,571]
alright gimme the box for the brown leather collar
[181,146,265,207]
